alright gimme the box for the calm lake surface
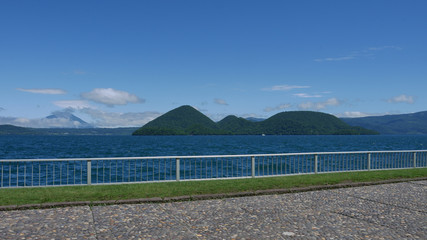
[1,135,427,159]
[1,135,426,187]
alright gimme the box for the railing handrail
[1,149,426,162]
[1,149,426,188]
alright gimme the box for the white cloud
[367,46,401,51]
[17,88,66,95]
[387,94,414,104]
[315,46,401,62]
[298,98,341,110]
[314,56,355,62]
[81,88,144,107]
[263,85,310,91]
[214,98,229,106]
[54,100,93,110]
[293,93,322,98]
[80,108,160,128]
[264,103,292,112]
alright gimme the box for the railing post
[251,156,255,178]
[314,154,318,174]
[367,153,371,171]
[413,152,417,168]
[87,160,92,185]
[176,158,180,181]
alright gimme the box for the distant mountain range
[132,105,378,135]
[341,111,427,135]
[0,124,138,136]
[0,112,136,136]
[2,107,427,136]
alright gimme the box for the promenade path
[0,180,426,239]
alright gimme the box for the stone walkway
[0,181,426,239]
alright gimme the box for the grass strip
[0,168,426,206]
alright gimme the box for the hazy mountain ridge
[341,111,427,135]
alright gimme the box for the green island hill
[132,105,378,136]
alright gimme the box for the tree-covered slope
[260,111,343,135]
[217,115,259,134]
[342,111,427,135]
[0,125,139,136]
[132,105,220,135]
[133,106,378,135]
[260,111,377,135]
[0,125,39,135]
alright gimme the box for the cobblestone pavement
[0,180,426,239]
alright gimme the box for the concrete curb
[1,177,426,212]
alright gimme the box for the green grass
[1,168,426,206]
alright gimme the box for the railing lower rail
[1,150,426,188]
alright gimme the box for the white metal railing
[0,150,426,188]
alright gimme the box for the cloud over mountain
[54,100,93,109]
[80,108,161,128]
[0,114,89,128]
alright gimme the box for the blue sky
[1,0,426,128]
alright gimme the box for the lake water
[1,135,427,159]
[1,135,426,187]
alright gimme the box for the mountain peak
[132,105,219,135]
[45,112,92,128]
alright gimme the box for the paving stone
[334,182,427,212]
[91,204,198,240]
[0,206,96,240]
[0,182,426,239]
[411,180,427,186]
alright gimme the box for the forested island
[132,105,378,135]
